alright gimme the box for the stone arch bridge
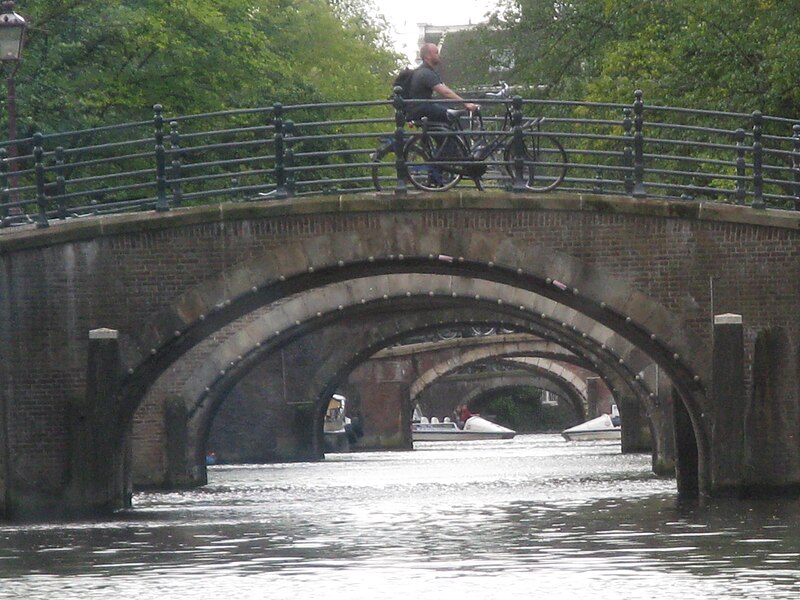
[0,191,798,520]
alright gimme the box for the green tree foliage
[438,29,498,90]
[486,0,800,116]
[7,0,399,136]
[483,0,617,97]
[486,394,523,427]
[586,0,800,114]
[485,387,573,432]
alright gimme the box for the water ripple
[2,435,800,599]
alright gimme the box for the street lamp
[0,1,25,61]
[0,0,26,224]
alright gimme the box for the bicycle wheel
[504,134,568,192]
[404,135,463,192]
[436,328,460,340]
[370,141,396,191]
[470,325,495,336]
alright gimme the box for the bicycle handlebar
[485,81,511,98]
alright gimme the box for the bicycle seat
[407,117,452,131]
[446,109,469,121]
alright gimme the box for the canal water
[1,435,799,599]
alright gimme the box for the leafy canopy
[6,0,400,136]
[468,0,800,117]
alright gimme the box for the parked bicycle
[370,82,568,193]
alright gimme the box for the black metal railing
[1,90,798,229]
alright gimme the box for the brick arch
[408,345,594,421]
[410,341,587,400]
[130,267,698,406]
[398,332,650,428]
[464,357,589,404]
[118,228,711,493]
[454,360,589,422]
[298,314,653,430]
[124,227,708,401]
[183,306,648,432]
[153,277,672,485]
[294,301,663,464]
[173,275,659,425]
[185,302,541,474]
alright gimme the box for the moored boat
[561,405,621,441]
[412,414,516,442]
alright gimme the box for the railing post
[792,123,800,211]
[169,121,183,207]
[751,111,764,209]
[55,146,67,219]
[392,86,407,195]
[511,95,527,192]
[0,148,8,226]
[274,102,287,199]
[230,176,240,201]
[153,104,169,212]
[284,120,295,198]
[33,132,48,228]
[622,107,634,194]
[593,169,604,193]
[734,129,746,205]
[632,90,646,197]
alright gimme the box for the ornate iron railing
[1,90,798,228]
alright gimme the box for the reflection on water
[1,435,799,599]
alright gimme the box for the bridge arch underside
[408,342,619,422]
[10,199,798,519]
[412,354,591,422]
[468,381,571,414]
[411,349,656,452]
[423,364,589,423]
[130,264,701,497]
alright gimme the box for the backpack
[391,67,416,99]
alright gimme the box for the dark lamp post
[0,0,26,225]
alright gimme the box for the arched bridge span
[0,191,798,520]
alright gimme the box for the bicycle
[370,82,568,193]
[370,115,480,192]
[370,122,465,192]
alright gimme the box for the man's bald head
[420,43,441,67]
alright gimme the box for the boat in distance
[412,415,516,442]
[561,405,621,442]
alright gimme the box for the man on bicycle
[407,43,479,123]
